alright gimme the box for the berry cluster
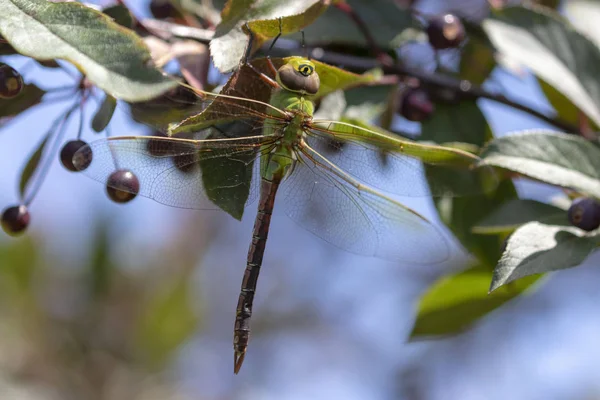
[0,64,140,237]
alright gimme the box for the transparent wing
[74,135,278,210]
[306,120,497,198]
[280,142,449,264]
[124,82,289,138]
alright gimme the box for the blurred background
[2,0,600,399]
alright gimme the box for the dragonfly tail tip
[234,351,246,374]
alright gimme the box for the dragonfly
[73,24,495,374]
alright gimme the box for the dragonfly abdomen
[234,177,280,374]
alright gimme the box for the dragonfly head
[276,58,320,95]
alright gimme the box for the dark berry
[568,197,600,231]
[399,88,435,122]
[61,140,91,172]
[106,169,140,203]
[149,0,178,20]
[1,205,30,236]
[0,63,24,99]
[427,14,465,50]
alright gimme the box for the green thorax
[268,89,314,117]
[261,89,314,182]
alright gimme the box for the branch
[138,18,582,135]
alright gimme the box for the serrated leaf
[473,199,569,234]
[19,133,50,198]
[210,0,329,72]
[91,94,117,132]
[410,265,540,338]
[483,4,600,126]
[0,83,45,120]
[490,222,600,291]
[480,130,600,199]
[0,0,177,101]
[422,102,517,268]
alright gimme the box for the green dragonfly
[73,26,495,374]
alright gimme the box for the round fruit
[0,63,24,99]
[149,0,178,20]
[568,197,600,231]
[399,88,435,122]
[106,169,140,203]
[427,14,466,50]
[60,140,91,172]
[1,205,30,236]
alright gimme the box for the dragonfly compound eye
[298,64,314,76]
[277,62,320,95]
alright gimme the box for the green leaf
[473,199,569,234]
[102,4,135,29]
[480,130,600,199]
[537,77,582,127]
[91,94,117,133]
[0,238,38,296]
[490,222,600,291]
[483,4,600,126]
[459,23,496,85]
[136,274,200,369]
[411,265,540,338]
[566,0,600,49]
[19,133,50,198]
[421,102,517,268]
[0,83,45,120]
[304,0,415,49]
[199,133,255,221]
[0,0,177,101]
[211,0,329,72]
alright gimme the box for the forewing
[73,135,276,212]
[306,121,497,197]
[280,144,450,264]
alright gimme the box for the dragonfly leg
[242,22,280,88]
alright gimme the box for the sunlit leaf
[566,0,600,49]
[483,4,600,126]
[210,0,329,72]
[490,222,600,291]
[0,0,177,101]
[480,130,600,199]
